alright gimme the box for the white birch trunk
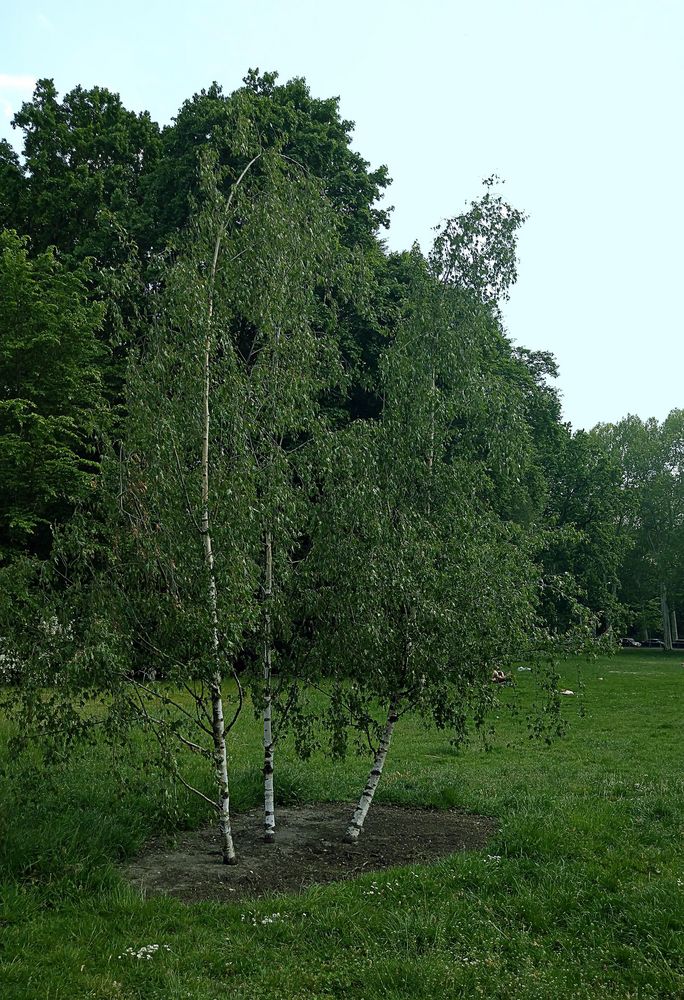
[345,697,399,843]
[202,231,237,865]
[261,316,283,843]
[211,680,237,864]
[660,582,673,651]
[262,529,275,842]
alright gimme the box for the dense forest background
[1,72,682,846]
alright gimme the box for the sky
[2,0,682,430]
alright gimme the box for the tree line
[0,72,681,860]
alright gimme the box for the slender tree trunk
[671,608,678,642]
[210,679,237,864]
[345,696,400,843]
[262,528,275,842]
[202,230,237,864]
[261,317,283,842]
[660,582,673,651]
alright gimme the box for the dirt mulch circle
[124,803,497,904]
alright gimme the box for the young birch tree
[232,162,344,842]
[118,152,342,854]
[308,250,541,843]
[2,150,342,863]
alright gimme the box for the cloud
[0,74,36,91]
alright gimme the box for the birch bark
[202,230,237,865]
[345,697,399,843]
[199,156,261,863]
[262,528,275,842]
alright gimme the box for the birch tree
[307,253,542,842]
[233,163,344,843]
[1,151,342,862]
[117,151,342,853]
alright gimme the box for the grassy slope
[0,651,682,999]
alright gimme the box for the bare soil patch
[124,803,497,904]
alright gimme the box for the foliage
[0,231,105,561]
[147,70,390,252]
[8,79,161,260]
[595,412,684,643]
[431,174,527,306]
[305,248,570,822]
[0,150,348,858]
[540,427,627,632]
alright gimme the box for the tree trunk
[262,529,275,842]
[660,582,673,651]
[345,696,399,843]
[671,608,678,642]
[202,229,237,864]
[211,681,237,864]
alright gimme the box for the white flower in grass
[241,911,287,926]
[118,944,171,960]
[363,878,403,897]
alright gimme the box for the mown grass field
[1,651,682,999]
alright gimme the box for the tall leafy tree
[596,412,684,646]
[8,79,161,260]
[308,254,542,841]
[4,80,162,416]
[147,70,390,252]
[1,150,344,863]
[540,428,627,633]
[113,150,343,856]
[0,231,105,562]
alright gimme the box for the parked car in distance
[640,639,664,648]
[620,637,641,647]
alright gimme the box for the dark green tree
[539,428,627,633]
[146,71,390,252]
[596,412,684,647]
[0,230,105,562]
[8,79,161,260]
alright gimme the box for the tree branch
[176,771,220,811]
[124,674,214,736]
[224,668,244,733]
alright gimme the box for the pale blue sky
[2,0,682,430]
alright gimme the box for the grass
[0,651,683,999]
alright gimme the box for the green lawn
[1,651,682,999]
